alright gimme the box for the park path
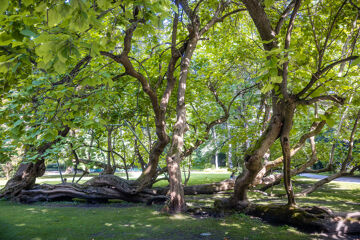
[299,173,360,184]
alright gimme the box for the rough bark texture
[0,160,46,199]
[164,10,199,212]
[0,126,70,199]
[253,119,326,186]
[245,204,360,235]
[232,115,282,204]
[11,175,167,205]
[279,101,296,206]
[7,175,235,204]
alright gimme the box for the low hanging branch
[252,118,326,186]
[298,109,360,196]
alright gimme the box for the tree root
[213,200,360,235]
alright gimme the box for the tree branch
[296,55,358,98]
[298,95,345,105]
[275,0,296,34]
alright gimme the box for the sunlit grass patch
[0,200,314,240]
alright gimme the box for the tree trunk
[254,119,326,186]
[165,35,198,213]
[212,128,219,169]
[134,139,146,171]
[232,115,282,204]
[226,123,233,169]
[1,126,70,199]
[244,204,360,235]
[0,160,46,199]
[102,127,115,175]
[280,102,296,206]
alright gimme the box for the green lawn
[0,171,359,239]
[249,177,360,212]
[0,200,315,240]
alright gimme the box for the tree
[230,0,359,207]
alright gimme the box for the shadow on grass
[255,178,360,212]
[0,200,312,240]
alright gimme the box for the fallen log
[3,173,234,205]
[13,175,167,205]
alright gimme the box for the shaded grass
[0,172,359,239]
[250,177,360,212]
[0,200,314,240]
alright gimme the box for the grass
[0,200,314,240]
[0,171,359,239]
[249,177,360,212]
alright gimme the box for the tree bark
[212,128,219,169]
[165,18,199,213]
[0,126,70,199]
[232,115,282,204]
[279,101,296,206]
[14,175,167,205]
[254,116,326,187]
[226,123,233,169]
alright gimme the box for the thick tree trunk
[232,115,282,204]
[0,126,70,199]
[244,204,360,235]
[0,160,46,199]
[254,119,326,186]
[280,102,296,206]
[134,138,169,189]
[165,27,199,213]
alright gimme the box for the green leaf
[48,7,62,26]
[264,0,275,8]
[0,0,9,13]
[53,59,66,73]
[271,76,282,83]
[97,0,112,9]
[350,57,360,66]
[261,83,273,93]
[23,0,33,7]
[20,29,38,38]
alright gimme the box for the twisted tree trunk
[0,126,70,199]
[13,175,167,205]
[231,115,282,204]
